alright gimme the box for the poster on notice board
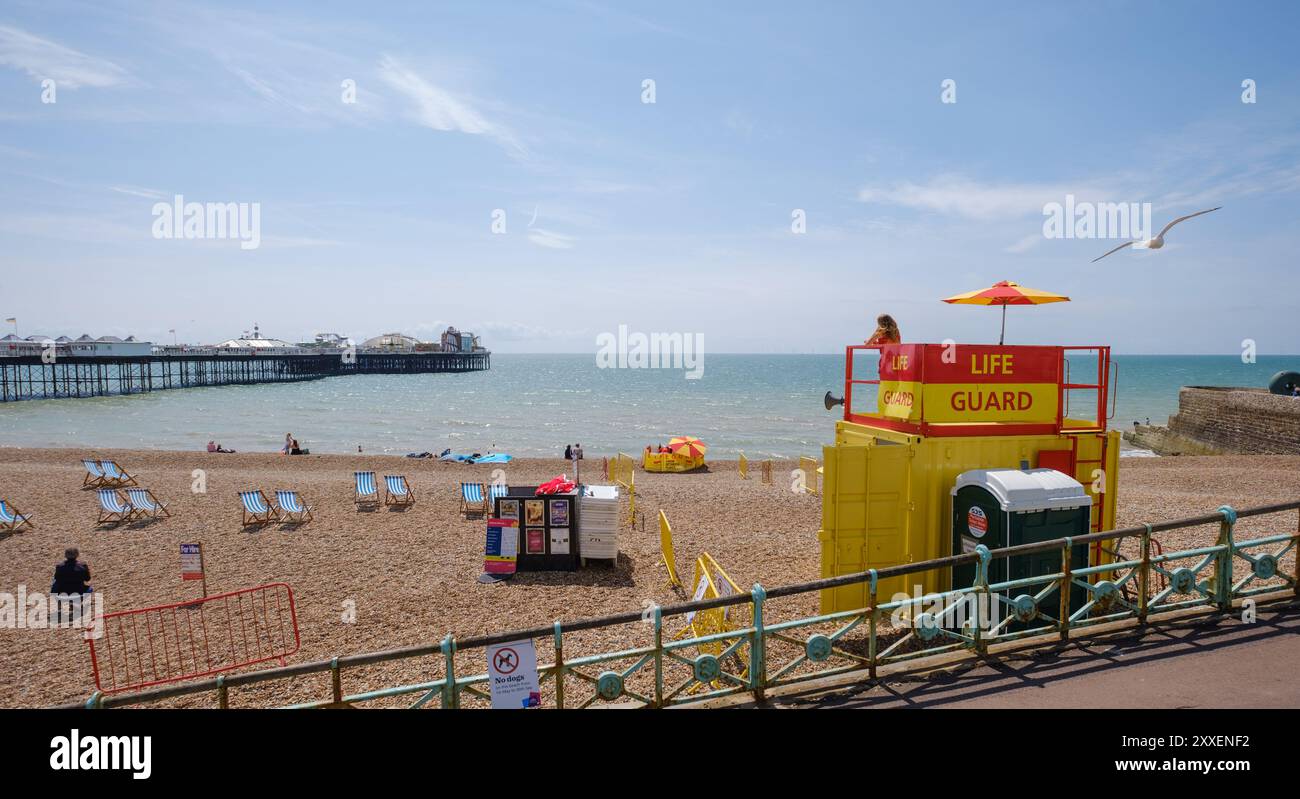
[484,518,519,575]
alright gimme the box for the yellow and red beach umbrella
[942,280,1069,344]
[667,436,707,459]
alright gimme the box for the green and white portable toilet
[951,468,1093,614]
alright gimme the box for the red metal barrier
[86,583,299,695]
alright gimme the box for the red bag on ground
[536,475,576,495]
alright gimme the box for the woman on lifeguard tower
[865,314,901,346]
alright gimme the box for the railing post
[440,634,458,709]
[974,546,990,655]
[867,570,879,681]
[652,606,664,709]
[1059,537,1072,640]
[1138,526,1151,624]
[216,675,228,709]
[553,622,565,710]
[1216,505,1237,612]
[330,657,342,705]
[749,584,766,702]
[84,691,103,709]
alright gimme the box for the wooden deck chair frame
[384,475,416,507]
[82,459,107,488]
[96,489,137,528]
[125,487,171,519]
[0,499,33,532]
[239,490,282,527]
[459,482,488,518]
[354,471,380,508]
[99,460,139,488]
[275,490,313,524]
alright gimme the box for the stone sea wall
[1123,386,1300,455]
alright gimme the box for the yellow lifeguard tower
[819,342,1120,612]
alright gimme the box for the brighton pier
[0,346,490,402]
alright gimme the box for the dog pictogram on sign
[493,647,519,675]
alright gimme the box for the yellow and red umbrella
[667,436,707,459]
[942,280,1069,344]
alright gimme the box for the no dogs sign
[487,639,540,709]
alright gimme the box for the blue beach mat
[438,452,513,464]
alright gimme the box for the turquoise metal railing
[72,501,1299,709]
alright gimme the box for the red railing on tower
[842,343,1111,437]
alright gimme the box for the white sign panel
[487,639,541,709]
[179,543,204,580]
[685,573,710,625]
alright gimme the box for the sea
[0,354,1293,458]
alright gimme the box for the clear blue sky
[2,0,1298,354]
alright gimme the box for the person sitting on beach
[865,314,901,346]
[208,440,218,453]
[564,444,573,460]
[575,443,584,460]
[283,433,293,455]
[51,547,92,623]
[289,437,306,455]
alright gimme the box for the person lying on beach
[865,314,901,346]
[207,440,234,453]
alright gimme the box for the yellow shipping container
[818,420,1120,613]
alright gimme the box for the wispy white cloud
[378,55,524,157]
[110,185,169,200]
[1004,233,1042,254]
[527,228,575,249]
[259,235,342,249]
[474,320,587,341]
[225,65,314,115]
[0,24,130,88]
[857,175,1112,220]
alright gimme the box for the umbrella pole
[999,303,1006,345]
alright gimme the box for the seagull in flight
[1091,206,1221,263]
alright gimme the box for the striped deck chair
[459,482,488,517]
[239,490,281,526]
[82,459,107,487]
[96,489,135,527]
[99,460,138,487]
[275,490,313,524]
[0,499,32,532]
[354,471,379,507]
[125,487,170,519]
[488,483,509,506]
[384,475,415,507]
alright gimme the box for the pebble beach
[0,447,1297,708]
